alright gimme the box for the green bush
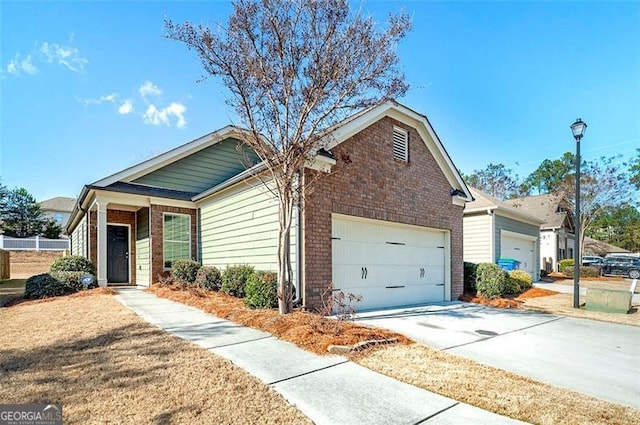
[558,258,575,271]
[509,270,533,290]
[475,263,509,299]
[561,265,600,278]
[51,271,97,292]
[50,255,96,275]
[464,262,478,293]
[244,271,278,309]
[222,265,255,298]
[171,260,201,285]
[195,266,222,291]
[24,273,70,299]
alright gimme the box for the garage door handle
[420,268,425,278]
[361,267,368,279]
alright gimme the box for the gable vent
[392,126,408,161]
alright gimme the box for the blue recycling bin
[497,258,521,271]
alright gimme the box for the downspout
[488,208,496,262]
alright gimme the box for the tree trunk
[277,193,295,314]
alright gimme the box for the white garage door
[331,214,448,311]
[501,233,535,276]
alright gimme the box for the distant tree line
[463,148,640,253]
[0,181,62,238]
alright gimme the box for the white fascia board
[91,126,249,188]
[326,101,473,202]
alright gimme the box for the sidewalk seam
[268,359,350,386]
[412,401,459,424]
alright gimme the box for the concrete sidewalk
[115,288,527,425]
[533,280,640,304]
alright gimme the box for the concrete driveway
[356,302,640,409]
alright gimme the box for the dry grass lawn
[520,293,640,326]
[354,345,640,425]
[0,291,311,425]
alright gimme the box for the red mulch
[147,284,412,355]
[459,287,559,309]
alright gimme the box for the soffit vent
[392,126,408,161]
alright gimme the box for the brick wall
[150,205,198,283]
[89,211,97,266]
[302,116,464,310]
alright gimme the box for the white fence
[0,235,70,251]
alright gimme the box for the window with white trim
[392,126,409,161]
[163,213,191,269]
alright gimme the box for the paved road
[357,302,640,409]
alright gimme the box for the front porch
[83,193,197,287]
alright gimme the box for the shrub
[561,265,600,278]
[195,266,222,291]
[244,271,278,309]
[475,263,509,299]
[558,258,575,272]
[50,255,96,275]
[463,262,478,293]
[51,271,97,292]
[509,270,533,290]
[171,260,201,285]
[222,265,255,298]
[24,273,70,299]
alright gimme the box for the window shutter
[392,127,408,161]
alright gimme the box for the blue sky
[1,1,638,201]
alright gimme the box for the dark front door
[107,225,129,283]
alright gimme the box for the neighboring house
[463,187,544,280]
[40,196,76,228]
[583,237,630,257]
[65,101,472,311]
[503,192,575,273]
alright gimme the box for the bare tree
[166,0,411,313]
[560,155,633,256]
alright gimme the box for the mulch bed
[459,287,559,309]
[147,284,412,355]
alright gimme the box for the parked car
[602,256,640,279]
[582,255,604,267]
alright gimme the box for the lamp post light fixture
[570,118,587,309]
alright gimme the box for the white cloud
[40,42,88,72]
[6,54,38,76]
[77,92,118,106]
[143,102,187,128]
[139,81,162,99]
[118,100,134,115]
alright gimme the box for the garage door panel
[501,235,535,276]
[338,283,445,311]
[332,215,448,310]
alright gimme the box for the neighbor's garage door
[331,214,448,311]
[501,233,535,276]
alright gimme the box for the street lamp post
[570,118,587,309]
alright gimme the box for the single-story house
[583,237,630,257]
[463,187,544,280]
[66,101,472,311]
[503,192,575,273]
